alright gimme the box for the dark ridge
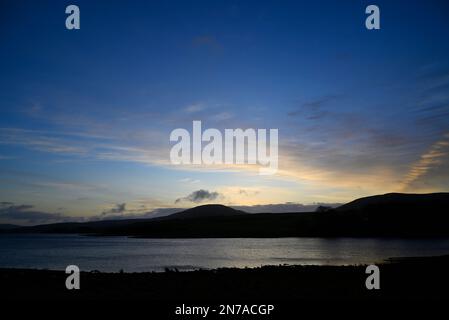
[0,224,20,230]
[4,193,449,237]
[159,204,247,220]
[337,192,449,211]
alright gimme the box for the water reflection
[1,234,449,272]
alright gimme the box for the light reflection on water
[1,234,449,272]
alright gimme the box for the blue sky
[1,0,449,224]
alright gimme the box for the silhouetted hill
[6,193,449,237]
[9,218,154,234]
[0,224,20,230]
[331,192,449,236]
[337,192,449,211]
[159,204,247,220]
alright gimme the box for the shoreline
[2,255,449,300]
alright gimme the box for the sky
[1,0,449,225]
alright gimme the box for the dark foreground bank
[1,255,449,301]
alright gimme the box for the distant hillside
[5,205,246,234]
[158,204,247,220]
[9,218,154,234]
[337,192,449,212]
[0,224,20,230]
[5,193,449,237]
[331,192,449,237]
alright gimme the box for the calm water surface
[1,234,449,272]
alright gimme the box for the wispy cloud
[288,95,340,118]
[102,203,126,216]
[191,35,223,51]
[0,155,15,160]
[399,133,449,191]
[184,103,205,113]
[178,178,200,184]
[2,66,449,202]
[0,127,169,166]
[0,202,73,225]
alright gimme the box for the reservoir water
[1,234,449,272]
